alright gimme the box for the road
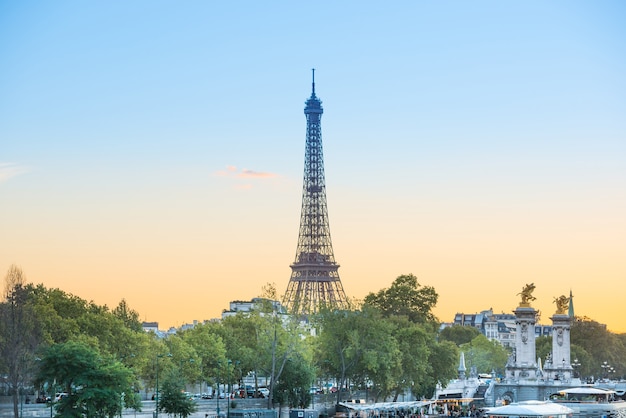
[0,397,329,418]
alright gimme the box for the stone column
[550,314,572,381]
[505,306,539,381]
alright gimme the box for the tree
[363,274,438,325]
[158,368,197,418]
[164,334,202,386]
[360,273,458,399]
[459,335,509,376]
[439,325,481,347]
[427,340,459,396]
[36,340,136,418]
[315,306,402,404]
[112,299,143,332]
[535,335,551,365]
[571,316,626,379]
[273,353,314,409]
[211,315,255,385]
[254,307,309,409]
[0,265,40,418]
[29,285,84,343]
[389,316,439,400]
[179,322,227,392]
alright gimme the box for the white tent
[485,401,573,418]
[339,400,437,416]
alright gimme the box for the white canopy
[557,387,615,395]
[338,400,436,412]
[485,401,574,417]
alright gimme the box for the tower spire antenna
[311,68,316,96]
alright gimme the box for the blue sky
[1,1,625,331]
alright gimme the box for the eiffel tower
[282,70,349,316]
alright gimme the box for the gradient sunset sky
[1,2,625,332]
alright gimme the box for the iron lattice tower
[282,70,349,316]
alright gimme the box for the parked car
[54,393,68,402]
[245,385,255,398]
[256,388,270,398]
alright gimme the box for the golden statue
[518,283,536,307]
[554,295,569,315]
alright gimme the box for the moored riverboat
[549,387,626,418]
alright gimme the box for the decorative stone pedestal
[505,306,539,381]
[544,314,572,381]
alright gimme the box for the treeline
[1,265,624,418]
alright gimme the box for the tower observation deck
[282,70,349,316]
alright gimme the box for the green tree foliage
[30,286,87,342]
[571,316,626,379]
[390,316,456,400]
[569,344,592,379]
[360,274,457,399]
[27,283,154,364]
[36,340,137,418]
[427,340,459,394]
[215,314,257,382]
[439,325,481,346]
[273,353,315,408]
[158,368,197,418]
[315,307,402,403]
[363,274,438,325]
[164,334,201,384]
[460,335,510,376]
[255,309,311,409]
[179,322,227,389]
[0,273,155,407]
[112,299,143,332]
[535,335,552,364]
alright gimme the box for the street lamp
[216,363,220,417]
[227,360,233,418]
[601,361,611,380]
[155,353,172,418]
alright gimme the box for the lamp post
[227,360,232,418]
[48,380,56,418]
[155,353,172,418]
[601,361,611,380]
[216,363,220,417]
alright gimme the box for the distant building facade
[221,297,286,319]
[443,309,553,348]
[142,321,159,333]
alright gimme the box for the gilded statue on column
[518,283,536,307]
[553,295,569,315]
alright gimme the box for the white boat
[549,387,626,418]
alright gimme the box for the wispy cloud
[0,163,30,183]
[215,165,239,177]
[215,165,279,189]
[237,169,278,179]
